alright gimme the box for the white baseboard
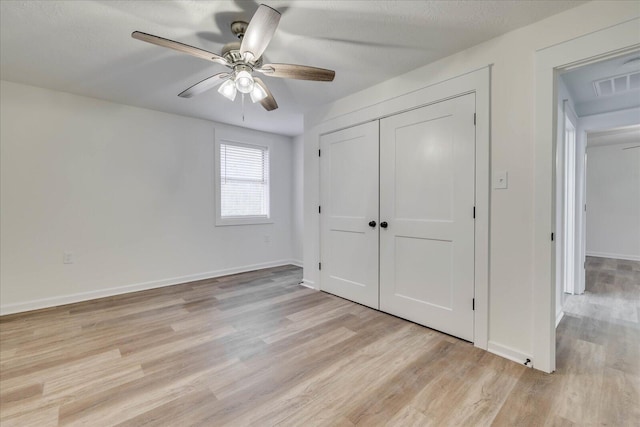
[487,341,532,368]
[556,310,565,328]
[586,251,640,262]
[300,279,317,290]
[0,259,300,316]
[289,259,303,268]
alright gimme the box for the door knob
[380,221,388,228]
[368,220,377,227]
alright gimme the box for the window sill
[215,216,273,227]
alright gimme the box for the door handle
[380,221,388,228]
[368,220,377,228]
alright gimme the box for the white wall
[0,80,297,314]
[303,1,639,363]
[586,139,640,261]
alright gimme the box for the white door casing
[379,94,476,341]
[534,19,639,373]
[319,121,380,309]
[562,102,577,295]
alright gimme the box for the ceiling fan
[132,4,335,111]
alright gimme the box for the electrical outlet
[63,251,74,264]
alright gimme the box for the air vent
[593,71,640,96]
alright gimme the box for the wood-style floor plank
[1,260,639,426]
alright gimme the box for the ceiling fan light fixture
[218,79,237,101]
[235,70,254,94]
[250,83,268,103]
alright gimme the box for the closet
[320,93,476,341]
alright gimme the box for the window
[216,140,270,225]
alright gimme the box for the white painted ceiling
[1,0,586,136]
[561,51,640,117]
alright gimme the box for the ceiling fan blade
[240,4,281,62]
[258,63,335,81]
[254,77,278,111]
[132,31,229,67]
[178,72,231,98]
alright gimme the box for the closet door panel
[380,94,476,341]
[320,121,380,309]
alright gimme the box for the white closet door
[320,121,380,309]
[379,94,476,341]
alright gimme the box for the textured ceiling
[1,0,586,136]
[561,50,640,117]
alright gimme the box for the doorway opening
[562,125,640,322]
[554,51,640,338]
[533,18,639,374]
[554,50,640,378]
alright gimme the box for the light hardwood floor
[1,261,638,426]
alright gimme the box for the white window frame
[215,137,272,226]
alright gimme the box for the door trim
[534,18,640,373]
[314,67,490,350]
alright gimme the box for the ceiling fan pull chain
[242,93,245,122]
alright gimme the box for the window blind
[220,142,270,218]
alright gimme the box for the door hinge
[472,298,475,311]
[473,206,476,219]
[319,205,321,214]
[319,262,322,270]
[551,232,555,241]
[473,113,476,126]
[318,149,321,157]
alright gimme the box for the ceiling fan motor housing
[223,21,263,67]
[222,42,243,61]
[222,41,263,68]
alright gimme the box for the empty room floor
[564,256,640,325]
[1,262,638,426]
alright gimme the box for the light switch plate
[494,171,508,189]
